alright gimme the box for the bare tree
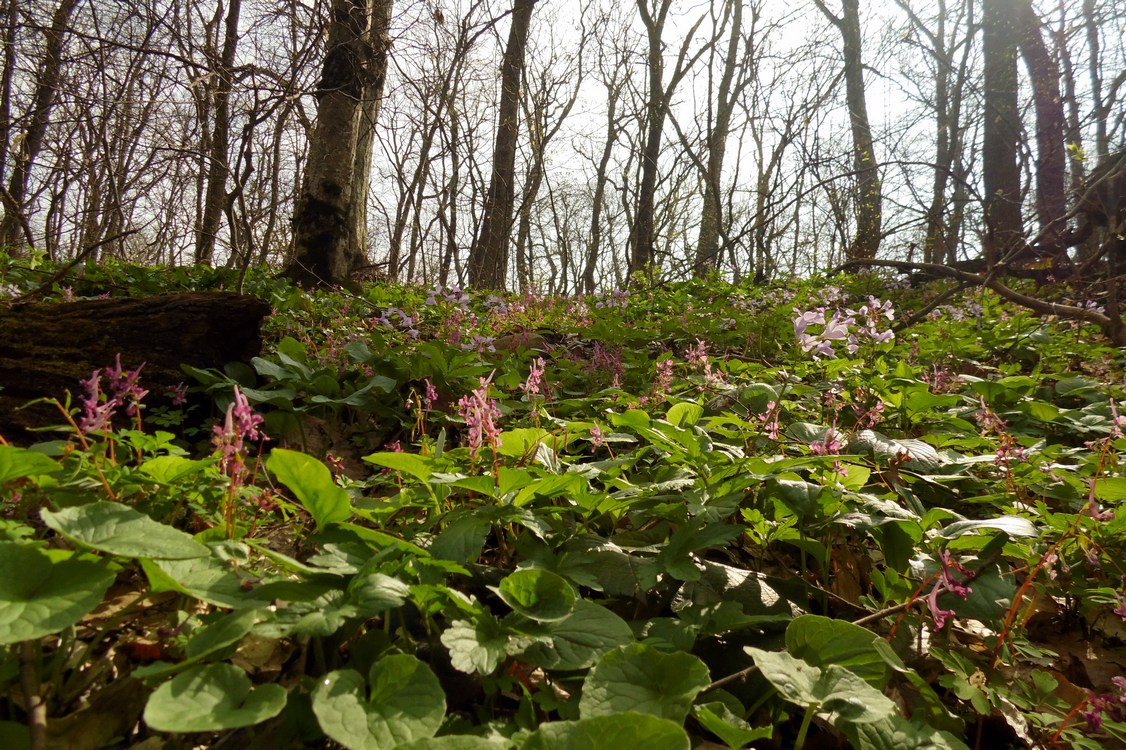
[287,0,393,288]
[467,0,537,290]
[813,0,882,261]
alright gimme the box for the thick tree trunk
[1015,0,1067,263]
[468,0,537,290]
[982,0,1024,267]
[287,0,392,289]
[0,293,270,441]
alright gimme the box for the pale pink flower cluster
[212,385,267,485]
[457,374,503,460]
[79,354,149,433]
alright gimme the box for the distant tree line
[1,0,1124,291]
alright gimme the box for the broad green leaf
[312,655,445,750]
[841,714,970,750]
[745,648,896,725]
[495,569,576,622]
[522,712,689,750]
[144,555,273,610]
[692,702,773,749]
[935,516,1037,539]
[520,600,634,670]
[363,451,436,482]
[41,502,209,560]
[140,455,210,484]
[579,643,710,722]
[495,428,551,458]
[785,615,889,687]
[1094,476,1126,502]
[143,663,286,732]
[0,446,60,484]
[0,543,115,644]
[440,614,509,674]
[346,573,410,618]
[267,448,351,530]
[665,402,704,427]
[430,517,492,563]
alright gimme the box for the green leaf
[785,615,889,687]
[522,712,689,750]
[143,663,286,732]
[362,452,436,482]
[0,721,29,750]
[0,543,115,644]
[0,446,60,484]
[841,714,970,750]
[495,569,576,622]
[267,448,351,530]
[143,555,273,610]
[935,516,1037,539]
[40,502,209,560]
[430,517,492,563]
[312,655,445,750]
[398,738,506,750]
[692,702,773,749]
[1094,476,1126,502]
[520,600,634,670]
[495,428,551,458]
[440,615,509,674]
[665,402,704,427]
[579,643,710,722]
[745,647,896,725]
[346,573,409,618]
[140,455,210,484]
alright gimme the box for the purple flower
[77,354,148,433]
[590,423,605,447]
[926,551,976,630]
[212,385,267,483]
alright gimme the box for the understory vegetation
[2,263,1126,749]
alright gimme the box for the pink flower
[521,357,546,398]
[457,373,503,460]
[926,551,976,630]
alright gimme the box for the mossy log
[0,292,271,441]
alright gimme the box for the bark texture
[0,292,270,441]
[287,0,392,288]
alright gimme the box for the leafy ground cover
[2,265,1126,749]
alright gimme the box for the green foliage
[2,269,1126,747]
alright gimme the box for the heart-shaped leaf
[522,712,690,750]
[267,448,351,530]
[495,569,576,622]
[785,615,889,687]
[520,600,634,670]
[746,647,896,725]
[143,663,286,732]
[41,502,209,560]
[579,643,710,722]
[440,614,509,675]
[0,543,115,644]
[312,655,445,749]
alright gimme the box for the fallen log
[0,292,271,442]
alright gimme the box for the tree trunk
[814,0,882,261]
[287,0,392,289]
[467,0,537,290]
[195,0,242,266]
[0,0,79,254]
[0,292,270,442]
[693,0,745,277]
[982,0,1024,267]
[1015,0,1067,263]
